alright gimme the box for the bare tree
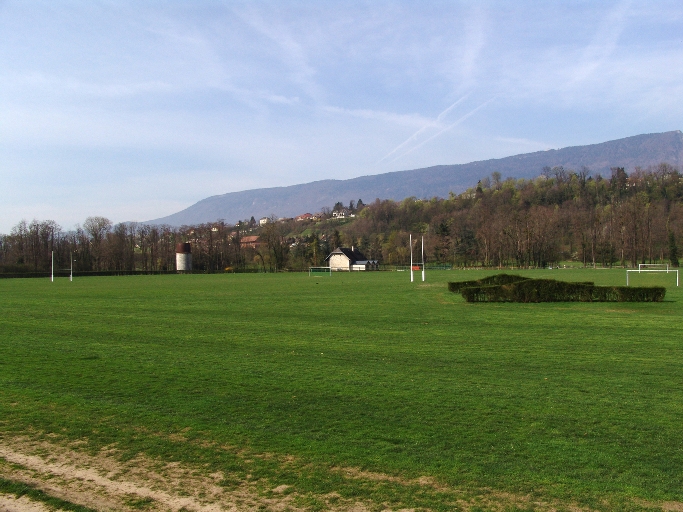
[83,216,112,271]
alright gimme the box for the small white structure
[351,260,377,271]
[332,209,348,219]
[176,242,192,272]
[259,217,269,226]
[325,247,378,271]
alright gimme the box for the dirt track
[0,493,53,512]
[0,437,304,511]
[3,435,676,511]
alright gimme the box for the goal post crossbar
[626,268,679,286]
[638,263,669,271]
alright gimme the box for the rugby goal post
[309,266,331,276]
[50,252,76,282]
[409,234,426,282]
[626,264,679,286]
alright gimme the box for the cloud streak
[387,97,497,164]
[568,0,631,86]
[234,7,322,102]
[378,95,470,163]
[323,105,433,128]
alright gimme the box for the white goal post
[50,250,76,282]
[639,263,669,271]
[409,234,426,283]
[627,265,679,286]
[309,266,332,276]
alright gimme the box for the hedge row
[0,270,180,279]
[0,268,280,279]
[449,275,666,302]
[447,273,530,293]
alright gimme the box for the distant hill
[147,130,683,226]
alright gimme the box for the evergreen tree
[669,231,679,267]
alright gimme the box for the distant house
[240,235,260,249]
[259,217,269,226]
[325,247,379,271]
[295,213,313,222]
[332,209,356,219]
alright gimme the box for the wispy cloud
[2,71,174,98]
[322,106,432,127]
[234,7,322,102]
[457,6,487,91]
[568,0,631,85]
[387,97,496,164]
[377,96,470,163]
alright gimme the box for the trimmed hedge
[449,275,666,302]
[0,270,179,279]
[447,274,530,293]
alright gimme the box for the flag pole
[51,251,54,282]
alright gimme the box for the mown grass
[0,269,682,510]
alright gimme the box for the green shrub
[448,274,530,293]
[454,276,666,302]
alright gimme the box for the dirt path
[0,444,228,511]
[2,434,673,512]
[0,437,305,511]
[0,494,53,512]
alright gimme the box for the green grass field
[1,269,682,511]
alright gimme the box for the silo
[175,243,192,272]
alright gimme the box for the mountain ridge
[147,130,683,226]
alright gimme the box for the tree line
[342,164,682,268]
[1,164,682,273]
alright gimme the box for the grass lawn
[0,268,682,510]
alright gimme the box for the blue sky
[1,1,682,231]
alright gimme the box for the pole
[421,235,425,282]
[51,251,54,282]
[410,234,414,282]
[70,253,73,282]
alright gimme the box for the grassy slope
[0,269,682,510]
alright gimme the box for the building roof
[240,235,260,247]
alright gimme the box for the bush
[0,264,34,274]
[448,274,530,293]
[452,275,666,302]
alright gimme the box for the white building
[325,247,379,271]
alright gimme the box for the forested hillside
[2,164,682,273]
